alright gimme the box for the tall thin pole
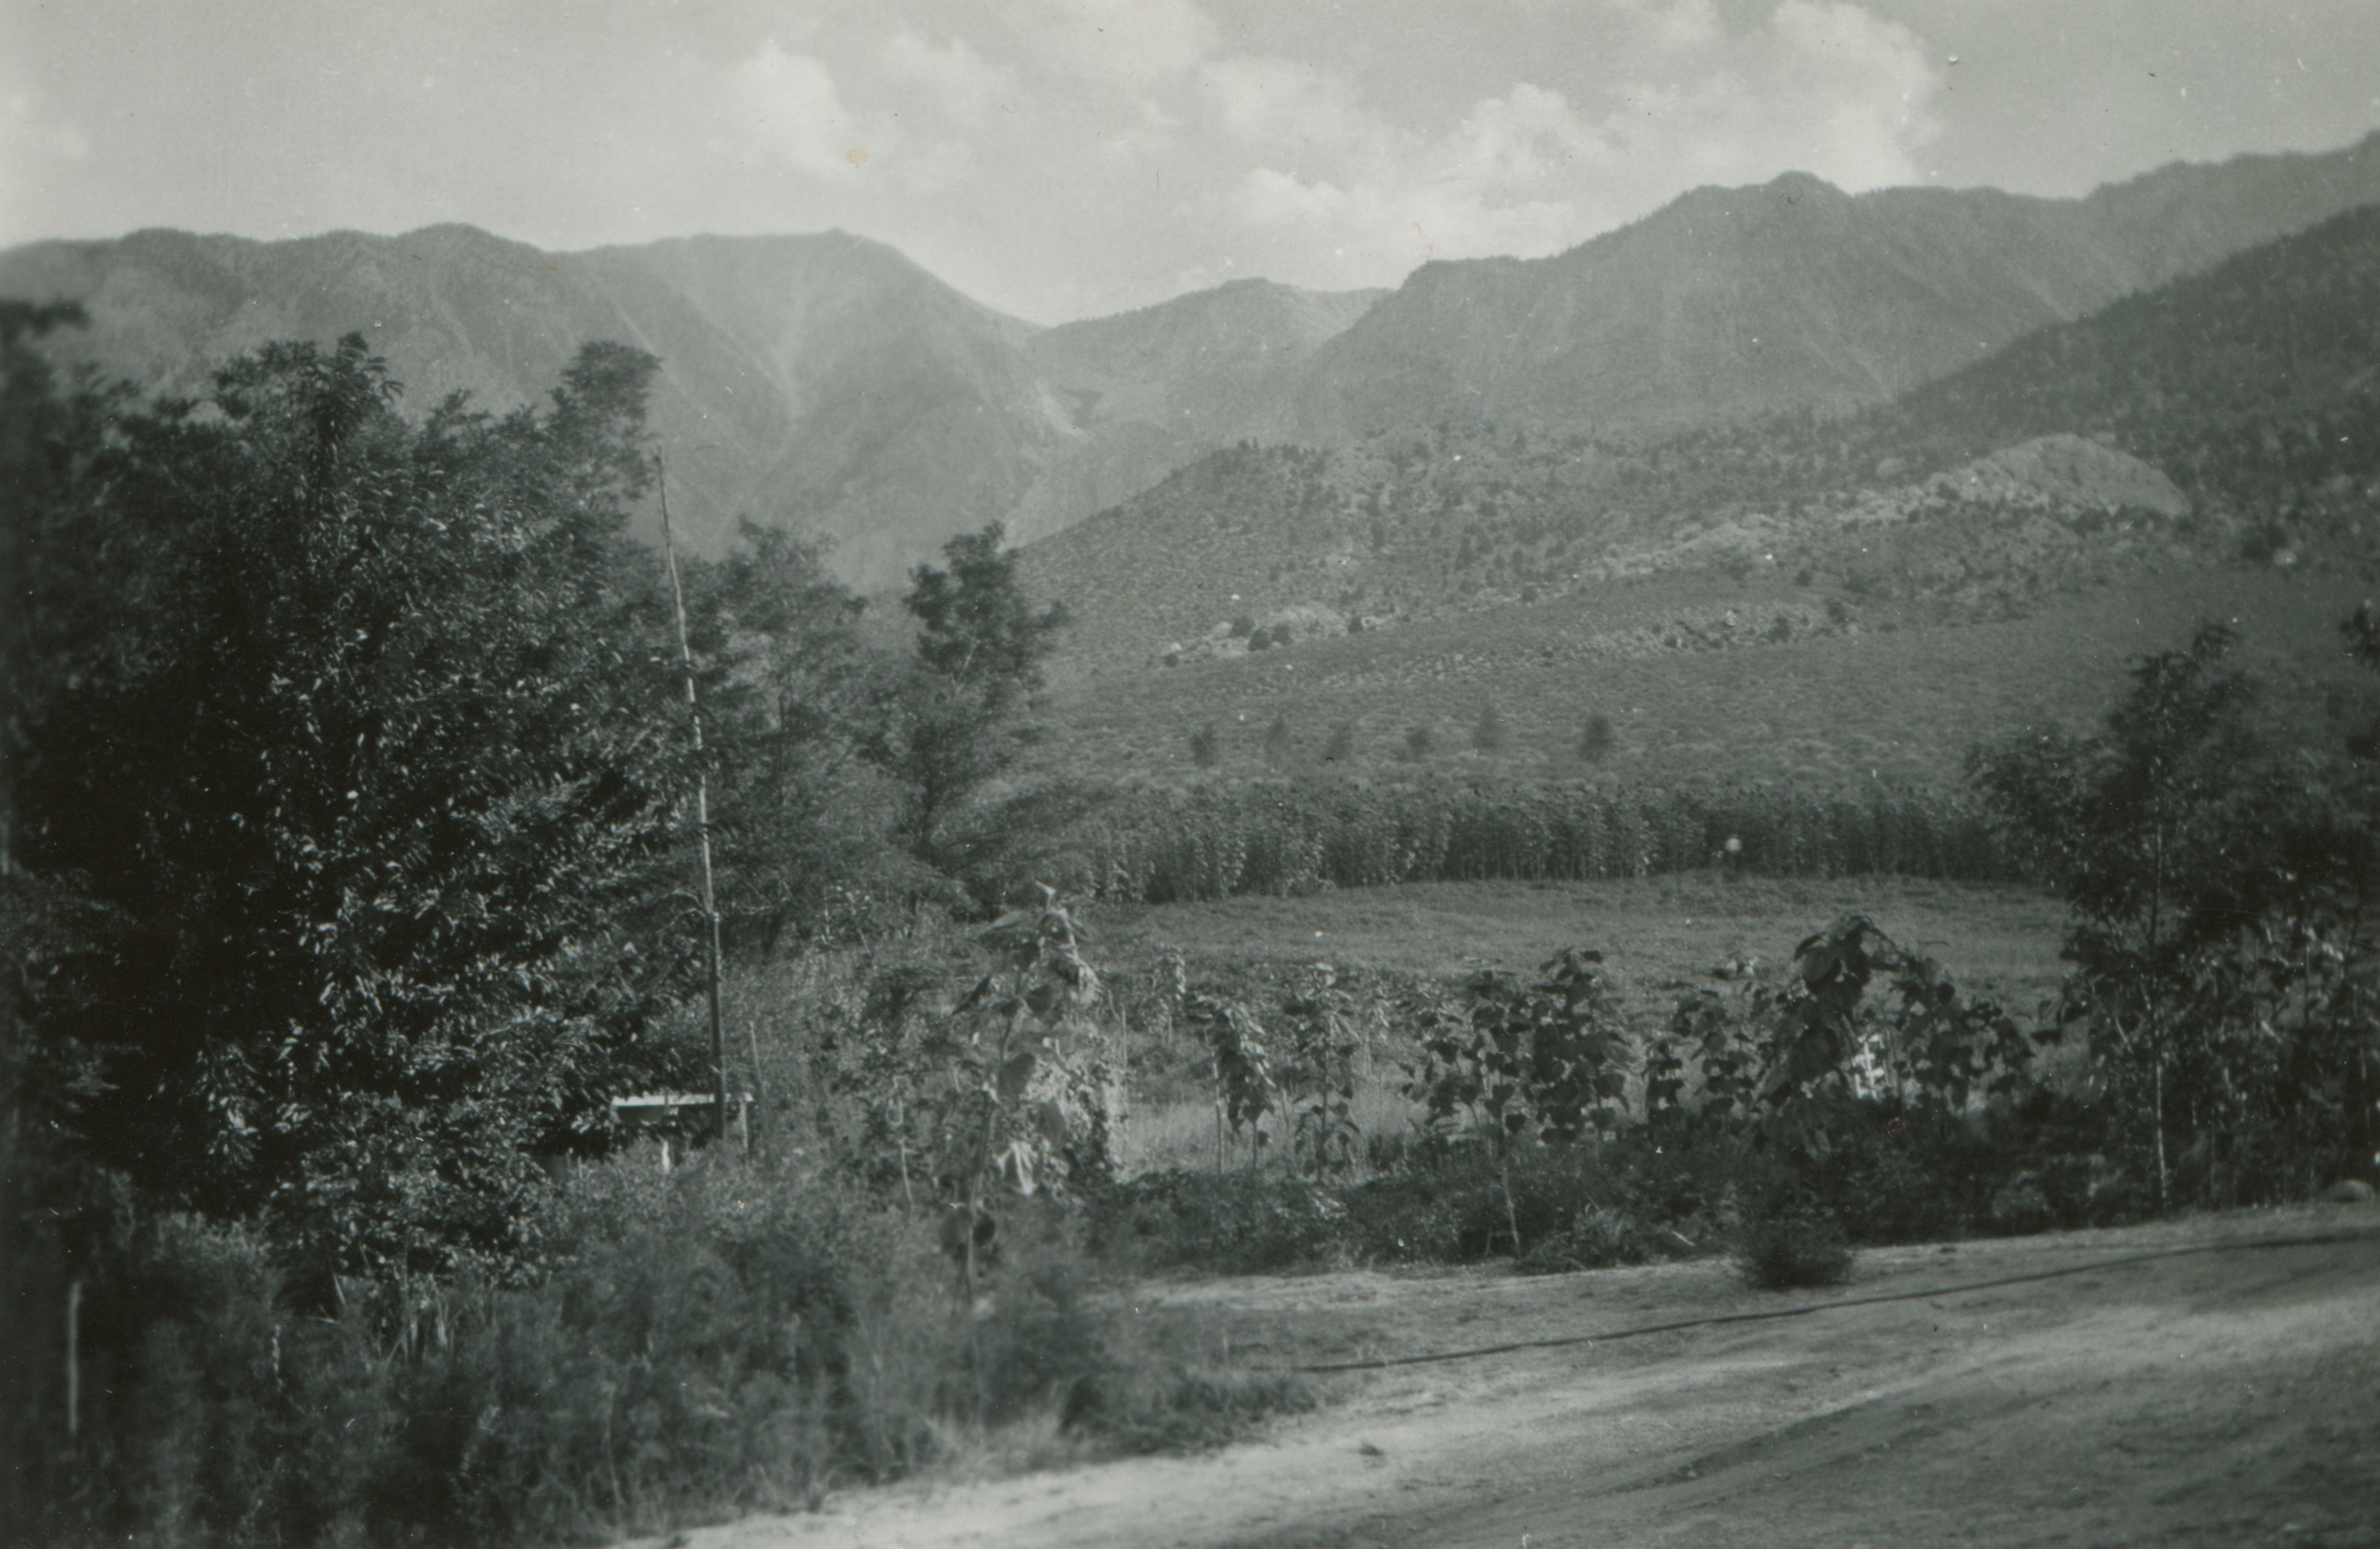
[655,454,729,1144]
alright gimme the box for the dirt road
[666,1206,2380,1549]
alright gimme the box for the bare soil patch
[649,1204,2379,1549]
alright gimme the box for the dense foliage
[9,328,706,1281]
[0,322,1119,1545]
[1972,620,2380,1205]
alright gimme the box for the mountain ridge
[1279,132,2380,445]
[8,130,2379,586]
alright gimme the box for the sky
[5,0,2378,323]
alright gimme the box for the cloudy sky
[5,0,2376,322]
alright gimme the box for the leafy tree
[1277,964,1366,1178]
[871,524,1067,859]
[1262,714,1293,768]
[1184,992,1278,1171]
[903,523,1069,707]
[907,892,1112,1291]
[1971,621,2380,1205]
[680,522,901,950]
[9,330,702,1281]
[1404,949,1633,1252]
[2,300,117,874]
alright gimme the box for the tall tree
[1971,621,2380,1205]
[870,523,1067,860]
[11,331,702,1280]
[681,521,901,951]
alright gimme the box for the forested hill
[1840,201,2380,512]
[1019,201,2380,679]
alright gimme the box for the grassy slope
[1016,209,2380,796]
[1029,564,2376,791]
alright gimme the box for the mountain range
[1024,198,2380,680]
[5,131,2378,589]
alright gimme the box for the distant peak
[397,222,503,241]
[1763,169,1845,194]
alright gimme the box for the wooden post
[65,1278,81,1441]
[743,1016,767,1154]
[655,454,729,1145]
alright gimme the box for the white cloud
[1191,1,1942,293]
[1196,55,1389,161]
[879,30,1013,126]
[730,42,886,178]
[1611,0,1726,55]
[998,0,1218,86]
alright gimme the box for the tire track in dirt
[1279,1242,2380,1549]
[659,1209,2380,1549]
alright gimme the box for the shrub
[4,1144,1325,1548]
[1189,723,1221,768]
[1516,1205,1659,1275]
[1473,703,1510,753]
[1086,1170,1346,1275]
[1577,714,1615,763]
[1735,1211,1854,1290]
[1263,715,1293,768]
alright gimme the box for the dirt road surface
[659,1206,2380,1549]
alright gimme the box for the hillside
[1019,568,2376,797]
[1015,206,2380,797]
[1023,201,2380,677]
[11,133,2379,589]
[0,229,1380,588]
[1006,279,1384,546]
[1280,132,2380,445]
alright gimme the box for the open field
[1094,874,2069,1014]
[641,1203,2380,1549]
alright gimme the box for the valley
[13,106,2380,1549]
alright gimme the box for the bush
[1086,1170,1347,1275]
[1515,1206,1659,1275]
[4,1154,1315,1548]
[1735,1211,1854,1291]
[1473,703,1510,753]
